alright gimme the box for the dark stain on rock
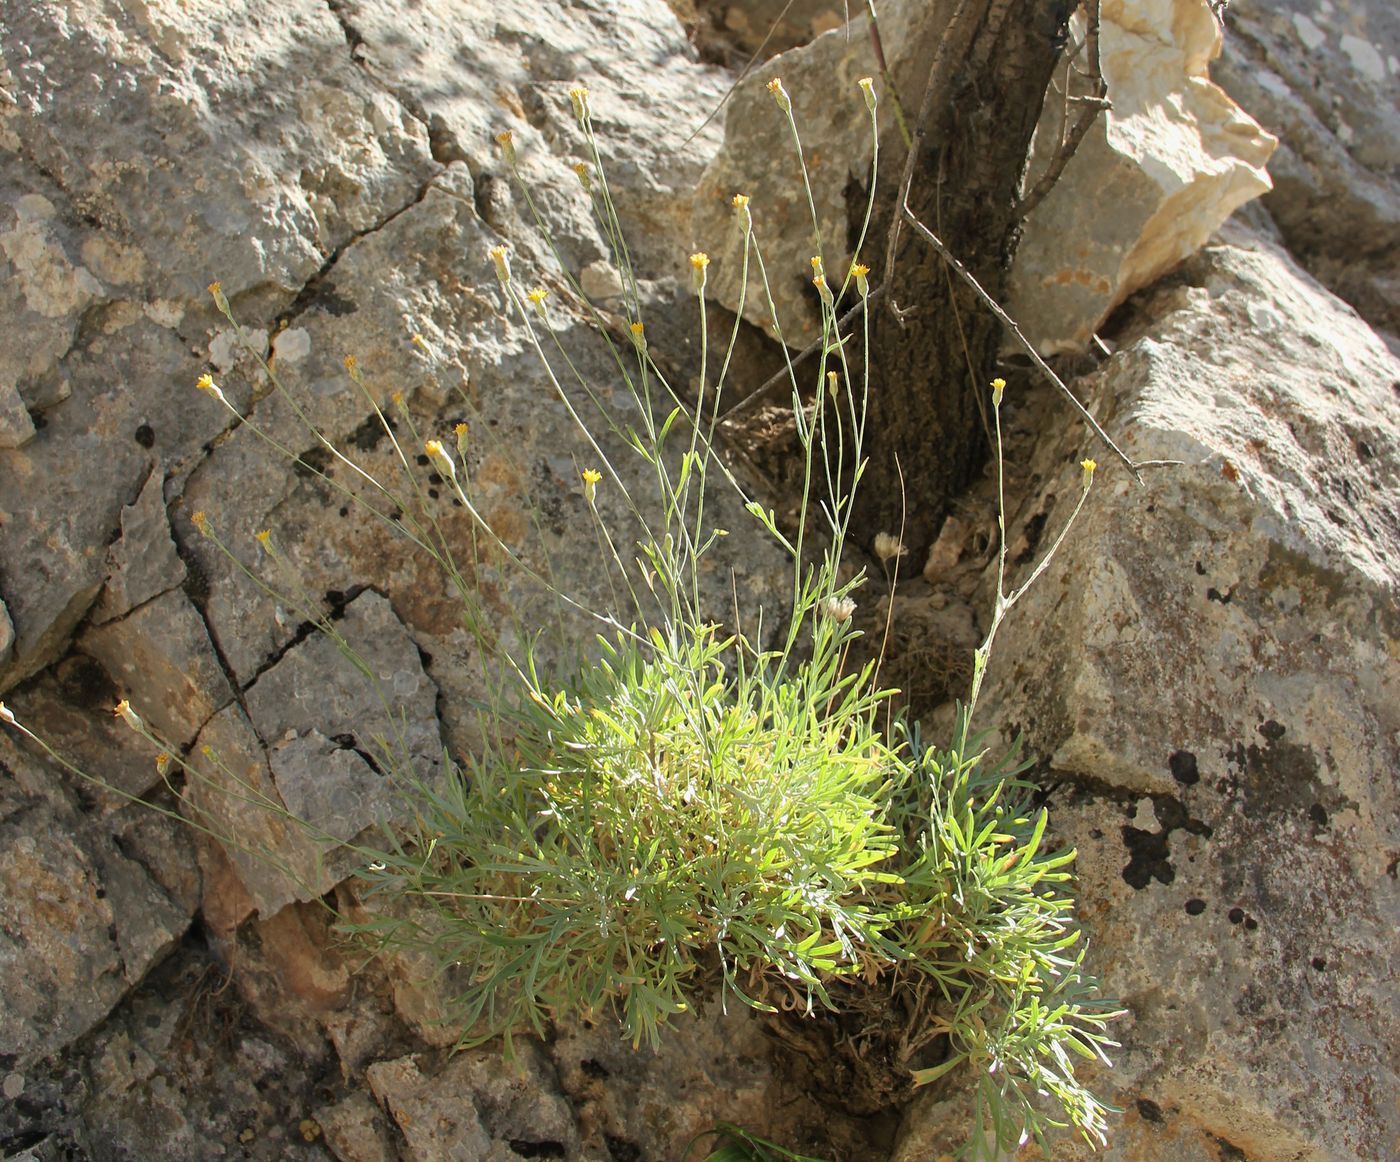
[133,423,155,448]
[1212,1132,1248,1159]
[1136,1097,1163,1123]
[1223,721,1353,830]
[54,654,118,712]
[347,411,393,453]
[293,445,333,481]
[1169,749,1199,786]
[1184,898,1206,915]
[1122,826,1173,889]
[509,1142,566,1160]
[1121,795,1211,890]
[1014,508,1050,566]
[1206,586,1232,603]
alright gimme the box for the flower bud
[489,245,511,285]
[858,76,877,113]
[766,78,792,115]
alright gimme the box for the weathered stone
[1008,0,1277,353]
[365,1043,581,1162]
[182,589,442,920]
[0,785,189,1064]
[695,0,1276,355]
[0,0,439,693]
[81,587,232,750]
[1214,0,1400,337]
[693,2,931,349]
[976,227,1400,1158]
[90,466,186,626]
[317,1091,397,1162]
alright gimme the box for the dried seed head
[821,595,856,623]
[874,532,907,564]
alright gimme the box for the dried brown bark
[850,1,1069,556]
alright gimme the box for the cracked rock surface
[2,1,1399,1161]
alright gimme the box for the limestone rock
[1008,0,1277,353]
[189,590,442,921]
[977,228,1400,1158]
[0,0,439,693]
[0,784,189,1064]
[1213,0,1400,337]
[692,2,933,349]
[693,1,1274,355]
[81,588,233,750]
[90,466,186,626]
[317,1091,398,1162]
[365,1045,581,1161]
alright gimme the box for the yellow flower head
[527,287,549,305]
[573,161,593,191]
[391,390,405,408]
[207,281,221,298]
[425,439,457,481]
[489,245,511,285]
[731,193,749,210]
[581,466,602,504]
[568,86,590,125]
[411,332,429,352]
[208,281,230,313]
[629,320,647,352]
[858,76,877,112]
[1080,458,1097,488]
[454,421,470,460]
[827,370,839,400]
[495,129,516,165]
[114,699,143,732]
[195,373,228,406]
[689,251,709,294]
[812,274,833,307]
[254,529,273,554]
[343,354,358,373]
[155,752,173,777]
[766,77,792,114]
[191,511,209,534]
[851,262,871,296]
[991,377,1006,407]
